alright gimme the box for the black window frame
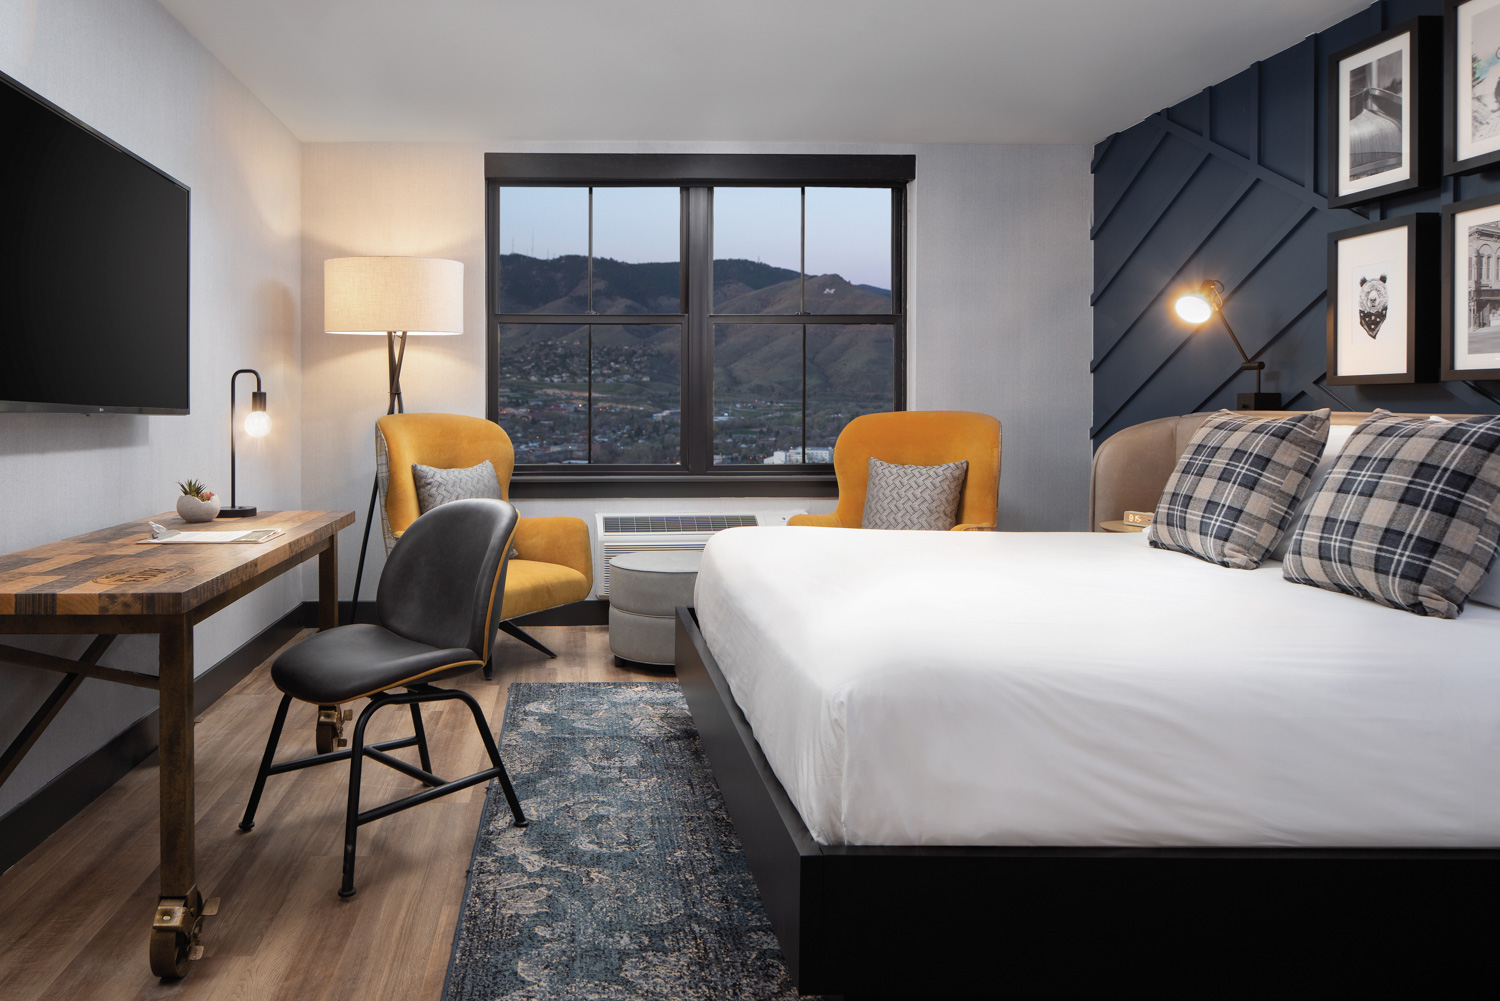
[485,153,913,498]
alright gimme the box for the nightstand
[1099,520,1145,533]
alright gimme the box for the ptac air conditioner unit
[593,511,801,598]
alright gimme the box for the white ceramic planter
[176,494,221,522]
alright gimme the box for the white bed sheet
[693,527,1500,847]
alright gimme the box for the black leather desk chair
[239,497,528,897]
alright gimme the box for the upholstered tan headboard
[1087,411,1483,531]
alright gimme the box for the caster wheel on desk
[150,926,193,978]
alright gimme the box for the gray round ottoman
[607,551,702,666]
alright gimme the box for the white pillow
[1471,563,1500,607]
[1267,422,1355,562]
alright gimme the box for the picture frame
[1445,0,1500,176]
[1328,17,1440,208]
[1326,214,1439,385]
[1442,191,1500,380]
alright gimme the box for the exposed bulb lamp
[325,257,464,619]
[1172,280,1281,410]
[221,368,270,518]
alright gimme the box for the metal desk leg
[150,617,211,978]
[318,539,339,632]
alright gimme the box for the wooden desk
[0,509,354,978]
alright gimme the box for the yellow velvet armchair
[375,413,593,667]
[787,410,1001,531]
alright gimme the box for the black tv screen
[0,70,189,415]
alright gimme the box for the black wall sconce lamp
[1173,280,1282,410]
[221,368,271,518]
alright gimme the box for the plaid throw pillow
[1282,411,1500,618]
[1150,409,1330,569]
[862,457,968,530]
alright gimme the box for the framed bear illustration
[1326,214,1439,385]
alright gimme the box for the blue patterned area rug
[441,682,801,1001]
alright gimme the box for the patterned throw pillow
[1150,409,1330,569]
[862,457,968,531]
[1282,411,1500,618]
[411,460,519,558]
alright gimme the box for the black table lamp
[221,368,271,518]
[1173,280,1281,410]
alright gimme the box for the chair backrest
[376,497,519,661]
[829,411,1002,528]
[377,413,516,543]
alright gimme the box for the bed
[673,410,1500,999]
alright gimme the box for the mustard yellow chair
[787,411,1001,531]
[375,413,592,669]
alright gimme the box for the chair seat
[501,559,591,619]
[271,624,482,704]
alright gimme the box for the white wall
[301,141,1094,598]
[0,0,302,813]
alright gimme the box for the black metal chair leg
[240,693,293,832]
[453,689,527,827]
[340,701,380,898]
[409,701,431,773]
[498,620,556,659]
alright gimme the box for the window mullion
[685,186,714,473]
[801,323,808,464]
[799,186,806,316]
[586,187,595,315]
[586,323,594,463]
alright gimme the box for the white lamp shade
[324,257,464,335]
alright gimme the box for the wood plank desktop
[0,509,354,979]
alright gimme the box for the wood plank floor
[0,625,667,1001]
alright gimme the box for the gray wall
[0,0,303,814]
[300,140,1094,597]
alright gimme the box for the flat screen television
[0,70,190,415]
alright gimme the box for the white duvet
[693,527,1500,847]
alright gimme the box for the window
[486,154,912,494]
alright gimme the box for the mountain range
[495,253,894,401]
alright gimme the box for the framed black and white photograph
[1326,214,1438,385]
[1328,18,1439,208]
[1442,191,1500,379]
[1445,0,1500,175]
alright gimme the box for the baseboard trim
[296,598,611,629]
[0,606,306,875]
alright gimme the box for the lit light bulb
[244,410,272,438]
[1174,293,1213,325]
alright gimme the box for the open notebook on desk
[138,527,284,544]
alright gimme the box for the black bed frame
[675,607,1500,999]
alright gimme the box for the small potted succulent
[176,479,221,522]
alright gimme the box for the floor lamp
[325,256,464,624]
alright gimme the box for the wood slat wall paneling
[1092,0,1500,445]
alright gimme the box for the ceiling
[157,0,1368,146]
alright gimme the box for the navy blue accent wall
[1091,0,1500,444]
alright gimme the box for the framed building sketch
[1445,0,1500,175]
[1442,191,1500,380]
[1328,17,1439,208]
[1327,214,1439,385]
